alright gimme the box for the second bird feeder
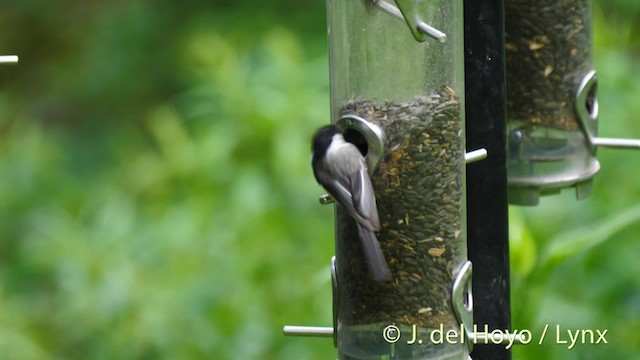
[505,0,599,204]
[505,0,640,205]
[327,0,470,358]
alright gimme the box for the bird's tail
[357,225,392,282]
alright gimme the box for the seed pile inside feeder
[505,0,591,130]
[336,86,464,328]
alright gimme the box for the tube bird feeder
[327,0,470,358]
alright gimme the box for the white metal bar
[0,55,19,64]
[283,326,334,337]
[465,148,488,164]
[377,1,447,42]
[592,137,640,149]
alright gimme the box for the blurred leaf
[508,207,537,279]
[541,205,640,268]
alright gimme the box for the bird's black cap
[312,124,340,160]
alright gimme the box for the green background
[0,1,639,359]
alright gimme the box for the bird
[311,124,392,282]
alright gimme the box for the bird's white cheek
[326,139,343,159]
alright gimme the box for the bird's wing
[325,176,378,230]
[351,166,381,231]
[324,179,357,215]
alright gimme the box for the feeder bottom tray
[338,323,467,360]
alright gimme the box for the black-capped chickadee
[311,125,392,282]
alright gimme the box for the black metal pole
[464,1,511,360]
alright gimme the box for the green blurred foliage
[0,0,638,359]
[1,1,333,359]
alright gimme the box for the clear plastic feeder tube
[327,0,467,359]
[505,0,599,205]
